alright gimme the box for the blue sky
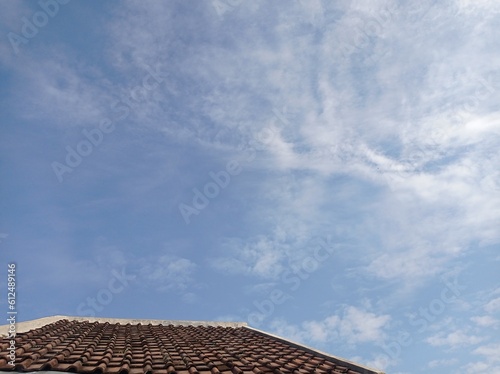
[1,0,500,373]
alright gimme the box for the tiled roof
[0,317,384,374]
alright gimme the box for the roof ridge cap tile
[0,316,247,335]
[0,315,248,337]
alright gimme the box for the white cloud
[464,361,499,374]
[428,358,459,368]
[456,0,500,14]
[270,305,391,347]
[365,247,444,280]
[473,343,500,361]
[210,235,288,279]
[336,306,391,345]
[463,343,500,374]
[484,297,500,314]
[426,329,483,348]
[363,354,396,373]
[139,255,196,292]
[269,318,308,344]
[471,315,499,328]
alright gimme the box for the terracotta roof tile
[0,319,382,374]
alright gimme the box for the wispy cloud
[210,235,288,280]
[428,358,459,368]
[484,296,500,314]
[2,1,500,372]
[270,305,391,347]
[471,315,499,328]
[426,329,483,348]
[463,343,500,374]
[139,255,197,292]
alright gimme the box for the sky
[0,0,499,373]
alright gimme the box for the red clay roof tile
[0,318,383,374]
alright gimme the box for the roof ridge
[0,315,247,336]
[0,316,385,374]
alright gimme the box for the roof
[0,316,384,374]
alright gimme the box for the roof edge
[0,315,247,336]
[244,326,385,374]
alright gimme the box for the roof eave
[244,325,386,374]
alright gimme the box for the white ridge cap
[0,315,247,336]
